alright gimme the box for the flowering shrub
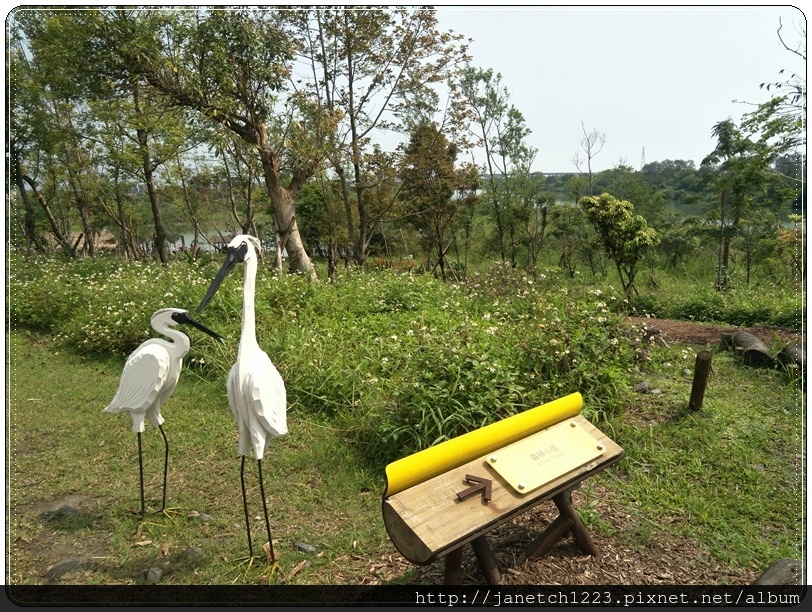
[8,253,219,356]
[15,253,783,464]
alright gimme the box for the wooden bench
[382,393,624,584]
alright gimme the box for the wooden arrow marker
[456,474,492,502]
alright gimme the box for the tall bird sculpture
[197,235,288,562]
[103,308,223,517]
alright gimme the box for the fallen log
[776,340,804,369]
[776,341,805,384]
[720,331,776,368]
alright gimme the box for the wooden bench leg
[471,536,502,585]
[525,513,574,558]
[554,488,598,556]
[443,547,464,585]
[525,488,598,559]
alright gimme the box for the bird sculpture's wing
[245,352,288,440]
[226,363,251,457]
[103,344,171,432]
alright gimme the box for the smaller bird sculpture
[103,308,223,517]
[197,235,287,562]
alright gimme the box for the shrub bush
[6,252,802,465]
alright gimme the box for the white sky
[434,4,806,173]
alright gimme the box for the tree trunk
[142,157,168,264]
[257,145,316,280]
[327,243,338,281]
[64,164,95,257]
[133,88,169,264]
[14,165,48,254]
[9,141,47,253]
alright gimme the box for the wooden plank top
[382,415,623,565]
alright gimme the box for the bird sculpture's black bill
[171,311,225,343]
[197,242,249,313]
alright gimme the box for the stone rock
[145,567,163,584]
[634,382,650,393]
[753,558,803,585]
[293,541,317,554]
[33,495,99,516]
[44,558,93,580]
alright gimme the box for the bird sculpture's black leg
[240,455,254,558]
[257,458,276,562]
[158,425,169,513]
[137,432,145,518]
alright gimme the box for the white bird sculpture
[103,307,223,517]
[197,234,287,562]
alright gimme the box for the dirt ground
[365,318,805,587]
[627,317,804,348]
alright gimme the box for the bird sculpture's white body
[103,308,192,433]
[227,238,288,460]
[103,307,223,516]
[197,234,287,561]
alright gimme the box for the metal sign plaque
[485,419,605,494]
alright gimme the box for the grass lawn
[5,325,804,590]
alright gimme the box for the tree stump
[776,340,804,369]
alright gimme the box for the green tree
[519,193,554,272]
[549,204,590,278]
[64,8,322,276]
[580,192,660,304]
[565,174,588,206]
[294,8,469,268]
[457,66,542,267]
[14,9,203,263]
[7,23,69,254]
[656,214,702,269]
[593,164,666,227]
[399,120,465,280]
[701,98,795,290]
[733,208,782,287]
[296,178,349,280]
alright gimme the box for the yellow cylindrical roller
[384,392,583,496]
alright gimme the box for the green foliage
[6,251,804,585]
[7,254,641,465]
[580,192,660,302]
[7,254,88,333]
[8,252,217,356]
[7,252,802,468]
[635,280,803,329]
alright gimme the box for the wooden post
[689,350,713,410]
